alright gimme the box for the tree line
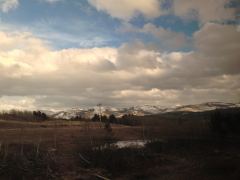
[0,110,48,121]
[91,114,139,126]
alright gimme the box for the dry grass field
[0,112,240,179]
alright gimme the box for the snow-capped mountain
[43,102,240,120]
[174,102,240,112]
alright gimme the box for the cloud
[43,0,61,4]
[78,36,110,48]
[88,0,237,23]
[0,96,36,111]
[119,23,191,49]
[0,0,18,13]
[88,0,163,21]
[117,23,240,104]
[172,0,236,23]
[0,22,240,109]
[193,23,240,75]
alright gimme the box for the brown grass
[0,117,239,179]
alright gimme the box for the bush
[0,143,58,179]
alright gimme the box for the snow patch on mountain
[43,102,240,120]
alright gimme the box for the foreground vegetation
[0,108,239,179]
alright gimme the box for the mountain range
[42,102,240,120]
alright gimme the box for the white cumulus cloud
[88,0,163,21]
[0,22,240,109]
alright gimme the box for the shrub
[0,143,58,179]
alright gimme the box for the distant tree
[109,114,117,123]
[91,114,100,122]
[104,118,112,133]
[0,110,40,121]
[41,112,48,120]
[119,114,138,126]
[101,115,108,122]
[71,115,82,121]
[33,111,48,121]
[121,114,131,125]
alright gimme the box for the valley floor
[0,119,240,179]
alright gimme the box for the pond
[95,139,163,150]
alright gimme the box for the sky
[0,0,239,110]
